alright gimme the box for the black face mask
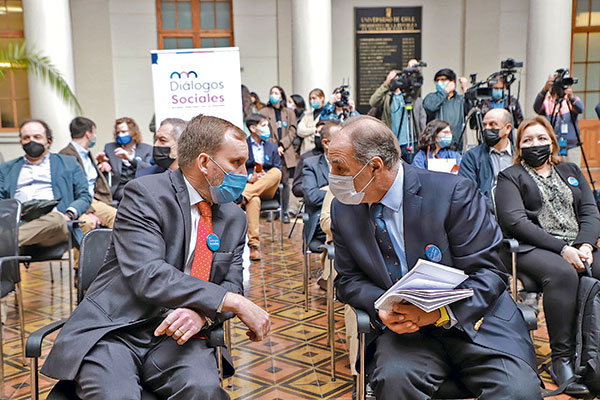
[314,135,324,153]
[521,144,551,168]
[483,128,502,147]
[23,141,45,158]
[152,146,176,169]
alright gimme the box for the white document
[428,158,457,173]
[374,259,474,312]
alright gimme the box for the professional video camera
[389,61,427,103]
[551,68,578,98]
[334,85,351,109]
[500,58,523,70]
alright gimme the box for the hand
[222,293,270,342]
[58,211,71,222]
[114,147,133,162]
[330,93,341,104]
[278,146,284,156]
[565,86,574,100]
[543,74,555,92]
[97,161,112,173]
[578,244,594,265]
[458,77,468,92]
[154,308,206,345]
[378,304,440,335]
[95,152,108,164]
[445,81,456,94]
[86,213,102,229]
[348,100,356,113]
[385,70,399,86]
[562,245,587,272]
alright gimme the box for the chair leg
[270,211,275,242]
[304,251,311,311]
[15,283,26,366]
[358,332,366,400]
[217,346,223,386]
[327,258,336,381]
[511,251,518,302]
[49,262,54,284]
[279,209,283,250]
[68,249,74,312]
[31,358,39,400]
[0,295,4,399]
[224,319,232,351]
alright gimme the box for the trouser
[18,211,69,247]
[75,319,228,400]
[242,168,282,248]
[503,247,600,359]
[369,328,542,400]
[79,199,117,235]
[344,304,358,376]
[281,164,294,214]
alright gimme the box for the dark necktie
[371,203,405,283]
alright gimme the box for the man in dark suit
[60,116,116,234]
[41,115,270,399]
[242,114,282,260]
[328,115,541,399]
[0,119,91,246]
[136,118,187,178]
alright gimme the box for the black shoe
[266,213,273,222]
[282,213,290,224]
[552,357,589,396]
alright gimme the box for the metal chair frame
[260,183,284,250]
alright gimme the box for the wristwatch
[65,210,76,220]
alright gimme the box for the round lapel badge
[282,121,288,128]
[425,244,442,263]
[265,154,270,162]
[206,233,221,251]
[567,176,579,187]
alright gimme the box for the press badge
[561,122,568,134]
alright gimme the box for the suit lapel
[359,204,393,289]
[172,169,191,268]
[209,203,225,280]
[402,165,423,270]
[49,154,61,200]
[318,155,329,183]
[8,158,25,197]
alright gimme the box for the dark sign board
[355,7,422,114]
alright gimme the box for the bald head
[484,108,513,128]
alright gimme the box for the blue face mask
[269,94,281,105]
[438,136,452,148]
[310,100,321,110]
[436,80,449,92]
[89,138,96,148]
[491,88,505,101]
[116,134,132,146]
[258,125,271,140]
[205,156,247,204]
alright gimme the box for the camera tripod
[397,94,420,164]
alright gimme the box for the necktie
[190,201,213,281]
[371,203,406,282]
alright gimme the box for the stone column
[22,0,76,150]
[291,0,332,99]
[525,0,572,118]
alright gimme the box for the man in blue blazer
[242,114,282,260]
[328,115,541,399]
[0,119,91,245]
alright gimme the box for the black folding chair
[260,183,284,249]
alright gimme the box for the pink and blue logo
[170,71,198,79]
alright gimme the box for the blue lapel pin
[567,176,579,187]
[206,233,220,251]
[425,244,442,263]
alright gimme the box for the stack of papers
[374,259,474,312]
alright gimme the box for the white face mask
[329,160,375,205]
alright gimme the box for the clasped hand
[379,304,440,335]
[154,308,206,345]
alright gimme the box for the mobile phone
[255,163,263,173]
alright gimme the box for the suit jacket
[41,169,248,380]
[260,106,298,168]
[331,163,537,370]
[302,154,329,243]
[292,148,322,198]
[0,153,92,242]
[245,137,282,177]
[104,142,153,195]
[136,164,167,178]
[495,162,600,254]
[458,143,501,210]
[59,143,112,206]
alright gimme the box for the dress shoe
[316,275,327,291]
[282,213,290,224]
[249,246,261,261]
[552,357,589,396]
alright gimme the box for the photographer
[423,68,467,152]
[320,86,359,121]
[534,71,584,166]
[369,69,426,163]
[481,72,524,127]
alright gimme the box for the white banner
[151,47,243,130]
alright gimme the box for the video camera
[334,85,351,109]
[552,68,578,98]
[389,61,427,103]
[500,58,523,71]
[465,58,524,102]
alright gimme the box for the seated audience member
[137,118,187,177]
[480,72,524,127]
[328,115,541,399]
[41,115,270,399]
[0,119,91,246]
[96,117,152,203]
[60,117,116,234]
[297,89,325,154]
[495,116,600,396]
[423,68,467,151]
[242,114,283,261]
[412,119,462,172]
[459,108,514,209]
[320,86,360,122]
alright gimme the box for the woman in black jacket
[495,116,600,396]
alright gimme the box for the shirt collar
[379,162,404,213]
[250,136,262,147]
[490,141,512,155]
[23,152,50,165]
[183,174,207,207]
[71,141,90,157]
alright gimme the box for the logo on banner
[170,71,198,79]
[168,70,225,106]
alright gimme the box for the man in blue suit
[328,115,541,399]
[242,114,282,260]
[0,119,91,246]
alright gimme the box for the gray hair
[341,115,400,169]
[177,114,246,170]
[160,118,187,142]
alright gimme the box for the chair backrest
[0,199,22,295]
[77,228,112,303]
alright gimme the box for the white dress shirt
[15,153,54,203]
[71,141,98,197]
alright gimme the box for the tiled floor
[0,217,586,399]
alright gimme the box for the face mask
[436,80,449,91]
[438,136,452,149]
[116,134,132,146]
[314,135,324,152]
[483,128,502,147]
[153,145,176,169]
[23,141,45,158]
[491,88,504,101]
[269,94,281,105]
[258,125,271,141]
[310,100,321,110]
[205,156,247,204]
[521,144,551,168]
[89,138,96,148]
[329,161,375,205]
